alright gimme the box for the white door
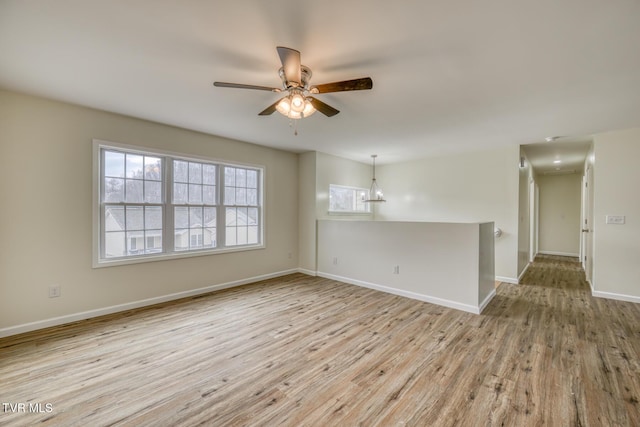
[581,165,594,282]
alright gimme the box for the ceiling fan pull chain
[288,118,299,136]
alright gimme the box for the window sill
[93,244,265,268]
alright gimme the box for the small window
[329,184,370,214]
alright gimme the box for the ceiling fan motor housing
[279,65,312,90]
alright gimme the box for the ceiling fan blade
[258,98,283,116]
[276,46,301,87]
[214,82,280,92]
[311,77,373,94]
[308,97,340,117]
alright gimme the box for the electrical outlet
[393,265,400,274]
[49,285,61,298]
[333,257,338,265]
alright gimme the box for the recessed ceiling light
[553,159,562,164]
[545,136,559,142]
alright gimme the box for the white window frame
[92,139,265,268]
[328,184,371,214]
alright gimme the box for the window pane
[246,170,257,188]
[188,184,202,204]
[190,229,203,248]
[145,181,162,203]
[204,228,216,248]
[236,168,246,187]
[203,185,216,205]
[226,227,237,246]
[174,207,189,229]
[248,226,258,244]
[225,207,236,226]
[105,206,125,232]
[237,207,247,226]
[174,160,188,183]
[204,207,216,227]
[145,232,161,253]
[189,207,203,227]
[105,231,125,257]
[104,178,124,202]
[126,206,144,230]
[144,157,162,180]
[189,162,202,184]
[247,207,258,226]
[145,206,162,229]
[126,154,144,179]
[126,232,143,254]
[225,167,235,186]
[224,187,235,205]
[236,188,246,205]
[203,164,216,185]
[174,229,188,251]
[126,179,144,203]
[237,226,247,245]
[173,183,188,204]
[104,151,125,178]
[247,189,257,205]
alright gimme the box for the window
[96,141,263,266]
[224,166,260,246]
[329,184,370,214]
[172,159,217,252]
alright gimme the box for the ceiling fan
[214,46,373,119]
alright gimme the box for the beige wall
[0,90,299,331]
[537,173,582,256]
[298,152,317,273]
[374,146,521,282]
[592,128,640,301]
[297,151,373,273]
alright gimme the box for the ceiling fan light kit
[214,46,373,131]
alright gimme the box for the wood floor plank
[1,255,639,426]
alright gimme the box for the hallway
[519,254,590,291]
[488,254,640,425]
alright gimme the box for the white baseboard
[317,272,484,315]
[0,269,299,338]
[538,251,579,258]
[479,289,497,313]
[592,290,640,304]
[297,268,317,276]
[496,275,519,285]
[512,262,532,284]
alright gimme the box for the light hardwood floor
[1,255,639,426]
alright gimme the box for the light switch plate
[606,215,625,225]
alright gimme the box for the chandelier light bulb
[275,97,291,115]
[290,92,305,113]
[302,99,316,117]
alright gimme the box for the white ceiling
[522,137,593,175]
[1,0,639,166]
